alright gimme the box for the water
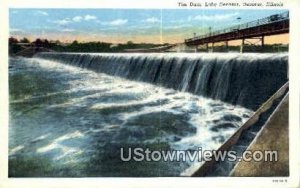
[9,57,253,177]
[36,52,288,110]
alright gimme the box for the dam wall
[35,53,288,110]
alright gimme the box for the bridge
[184,11,289,52]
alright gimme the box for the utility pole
[237,17,241,29]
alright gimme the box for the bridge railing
[185,11,289,43]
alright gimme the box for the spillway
[35,52,288,110]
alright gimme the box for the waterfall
[34,52,288,110]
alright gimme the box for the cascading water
[9,52,288,177]
[35,52,288,110]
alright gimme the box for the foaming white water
[37,57,250,150]
[37,131,84,161]
[10,57,254,176]
[35,52,288,111]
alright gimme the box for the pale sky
[10,9,288,44]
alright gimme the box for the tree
[126,40,134,48]
[55,40,61,45]
[44,39,50,48]
[35,38,43,47]
[127,41,133,45]
[9,37,19,44]
[9,37,21,55]
[20,37,30,43]
[72,40,79,45]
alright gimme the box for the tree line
[9,37,164,54]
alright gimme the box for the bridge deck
[185,11,289,46]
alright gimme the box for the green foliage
[20,37,30,43]
[49,41,162,53]
[9,37,19,44]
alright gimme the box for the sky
[9,9,288,44]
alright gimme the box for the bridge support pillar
[206,43,209,52]
[240,39,245,53]
[261,36,265,52]
[212,43,214,52]
[225,41,229,52]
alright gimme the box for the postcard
[0,0,299,187]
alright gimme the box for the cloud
[190,12,239,21]
[144,17,160,23]
[10,28,25,35]
[54,15,97,26]
[72,15,97,22]
[54,18,71,25]
[62,28,75,32]
[73,16,83,22]
[84,15,97,21]
[164,24,192,29]
[10,28,22,32]
[108,19,128,26]
[36,11,48,16]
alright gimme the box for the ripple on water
[9,57,254,177]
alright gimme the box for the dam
[35,53,288,110]
[9,53,288,177]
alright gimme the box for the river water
[9,57,253,177]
